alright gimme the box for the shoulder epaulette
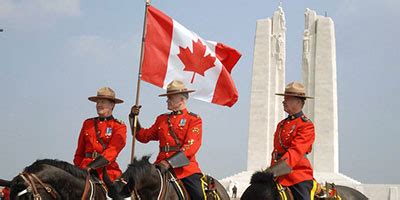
[301,115,310,122]
[114,118,125,125]
[189,112,200,118]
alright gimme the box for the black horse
[3,159,123,200]
[241,171,368,200]
[115,156,230,200]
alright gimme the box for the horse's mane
[249,171,280,199]
[24,159,87,179]
[250,171,275,185]
[125,155,153,182]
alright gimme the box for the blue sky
[0,0,399,184]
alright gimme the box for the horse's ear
[142,155,152,162]
[250,171,274,185]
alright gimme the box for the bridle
[17,172,58,200]
[117,168,168,200]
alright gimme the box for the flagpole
[130,0,151,164]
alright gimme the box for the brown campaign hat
[159,80,195,97]
[276,82,313,99]
[88,87,124,104]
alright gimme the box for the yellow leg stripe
[200,175,208,200]
[200,175,221,200]
[276,183,287,200]
[310,180,317,200]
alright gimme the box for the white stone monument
[247,6,286,171]
[221,7,400,200]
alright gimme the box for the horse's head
[241,171,281,200]
[117,156,160,199]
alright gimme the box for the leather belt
[273,152,309,161]
[159,146,179,152]
[85,151,100,159]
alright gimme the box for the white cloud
[0,0,81,28]
[65,34,139,65]
[335,0,399,17]
[36,0,81,17]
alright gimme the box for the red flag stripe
[215,43,241,73]
[141,5,173,87]
[212,43,241,107]
[212,67,239,107]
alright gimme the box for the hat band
[96,94,116,98]
[284,91,306,96]
[166,89,188,93]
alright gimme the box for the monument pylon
[221,7,400,200]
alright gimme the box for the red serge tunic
[270,111,315,186]
[136,109,202,179]
[74,116,127,181]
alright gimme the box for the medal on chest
[105,127,112,137]
[289,125,296,133]
[179,118,186,127]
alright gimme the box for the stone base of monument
[220,171,400,200]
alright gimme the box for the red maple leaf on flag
[177,39,216,83]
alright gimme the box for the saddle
[162,170,221,200]
[276,181,342,200]
[315,182,342,200]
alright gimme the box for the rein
[17,172,58,200]
[118,168,169,200]
[81,172,108,200]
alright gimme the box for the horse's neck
[33,165,87,199]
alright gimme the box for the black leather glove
[130,105,142,116]
[166,151,189,168]
[265,159,292,178]
[86,156,109,172]
[129,105,142,133]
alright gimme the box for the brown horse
[241,171,368,200]
[115,156,230,200]
[3,159,123,200]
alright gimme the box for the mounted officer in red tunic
[266,82,317,200]
[73,87,127,181]
[130,80,206,200]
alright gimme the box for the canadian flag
[141,5,241,107]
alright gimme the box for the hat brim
[159,90,195,97]
[275,93,313,99]
[88,96,124,104]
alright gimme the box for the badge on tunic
[179,118,187,127]
[192,127,200,134]
[106,127,112,136]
